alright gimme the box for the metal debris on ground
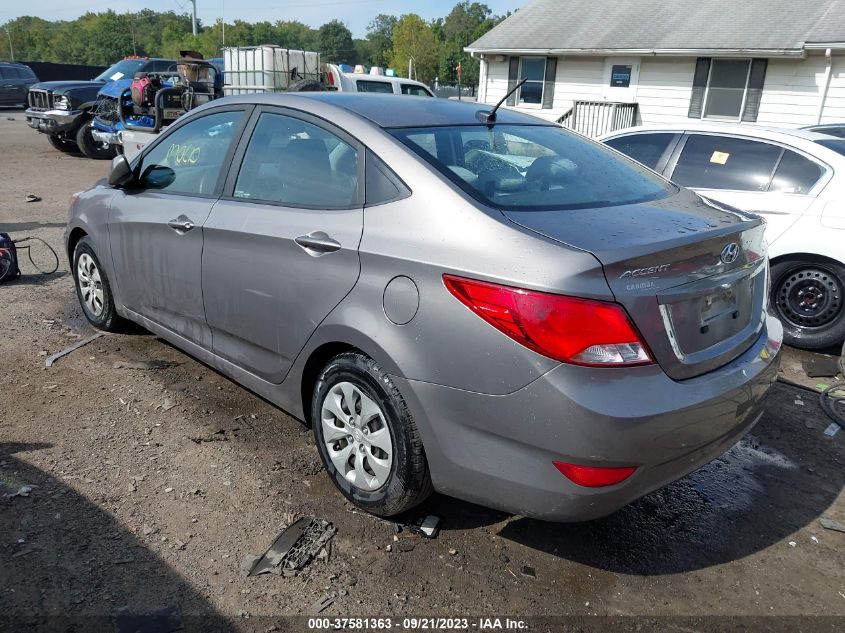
[244,517,336,577]
[411,514,441,538]
[45,332,106,368]
[25,194,41,203]
[521,565,536,578]
[312,594,336,613]
[113,360,176,370]
[820,518,845,534]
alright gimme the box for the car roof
[216,92,553,128]
[599,121,834,143]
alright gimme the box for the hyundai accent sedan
[66,94,782,521]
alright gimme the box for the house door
[603,57,640,103]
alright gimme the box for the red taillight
[553,461,637,487]
[442,275,653,367]
[327,71,335,86]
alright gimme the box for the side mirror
[109,154,135,187]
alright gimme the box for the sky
[0,0,522,38]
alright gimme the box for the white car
[599,122,845,349]
[324,65,435,97]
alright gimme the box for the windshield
[816,138,845,157]
[390,125,675,211]
[95,59,147,82]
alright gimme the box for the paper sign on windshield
[710,151,730,165]
[110,72,124,81]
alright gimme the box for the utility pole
[4,27,13,61]
[191,0,198,36]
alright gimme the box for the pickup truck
[25,57,176,159]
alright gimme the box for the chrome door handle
[294,231,342,254]
[167,217,195,232]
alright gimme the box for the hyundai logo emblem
[720,243,740,264]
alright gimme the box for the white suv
[599,123,845,349]
[324,65,434,97]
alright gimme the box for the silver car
[66,94,782,521]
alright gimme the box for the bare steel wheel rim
[775,266,842,330]
[321,381,393,492]
[77,253,105,317]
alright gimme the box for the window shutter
[687,57,711,119]
[741,58,768,122]
[506,57,520,106]
[542,57,557,109]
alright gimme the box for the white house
[465,0,845,136]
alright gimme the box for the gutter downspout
[817,48,833,125]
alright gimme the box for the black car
[25,57,175,159]
[0,61,38,107]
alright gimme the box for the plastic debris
[25,194,41,203]
[824,423,840,437]
[244,517,336,577]
[521,565,536,578]
[5,485,34,498]
[820,518,845,534]
[411,515,441,538]
[45,332,106,368]
[788,541,797,547]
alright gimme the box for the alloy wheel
[77,253,104,317]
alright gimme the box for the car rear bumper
[25,108,80,133]
[395,313,783,522]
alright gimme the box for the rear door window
[356,80,395,94]
[400,83,432,96]
[233,112,360,208]
[769,150,824,194]
[605,133,677,170]
[671,135,782,191]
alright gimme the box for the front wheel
[72,237,125,331]
[771,258,845,349]
[75,120,116,160]
[47,134,80,154]
[312,352,432,517]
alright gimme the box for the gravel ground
[1,111,844,631]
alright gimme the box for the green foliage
[1,4,507,87]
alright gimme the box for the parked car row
[599,123,845,350]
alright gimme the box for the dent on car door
[667,134,818,242]
[202,109,364,383]
[108,108,248,346]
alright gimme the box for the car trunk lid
[503,190,768,380]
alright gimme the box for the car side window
[671,135,783,191]
[138,110,243,196]
[769,150,824,194]
[234,112,359,208]
[400,84,431,96]
[0,67,8,79]
[605,133,676,170]
[356,80,394,94]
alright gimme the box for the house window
[519,57,546,105]
[703,59,752,119]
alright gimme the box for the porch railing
[557,101,639,138]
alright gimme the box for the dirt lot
[1,111,845,632]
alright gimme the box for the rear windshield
[815,138,845,157]
[390,125,675,211]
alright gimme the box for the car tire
[72,237,125,332]
[75,119,117,160]
[311,352,433,517]
[47,134,80,154]
[771,258,845,349]
[287,79,323,92]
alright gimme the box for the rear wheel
[311,352,432,517]
[287,79,323,92]
[47,134,80,154]
[76,119,116,160]
[771,258,845,349]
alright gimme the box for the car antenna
[476,78,527,127]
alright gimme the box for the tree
[438,2,496,87]
[275,21,317,50]
[389,14,438,84]
[365,14,397,68]
[317,20,353,64]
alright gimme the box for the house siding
[479,53,845,129]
